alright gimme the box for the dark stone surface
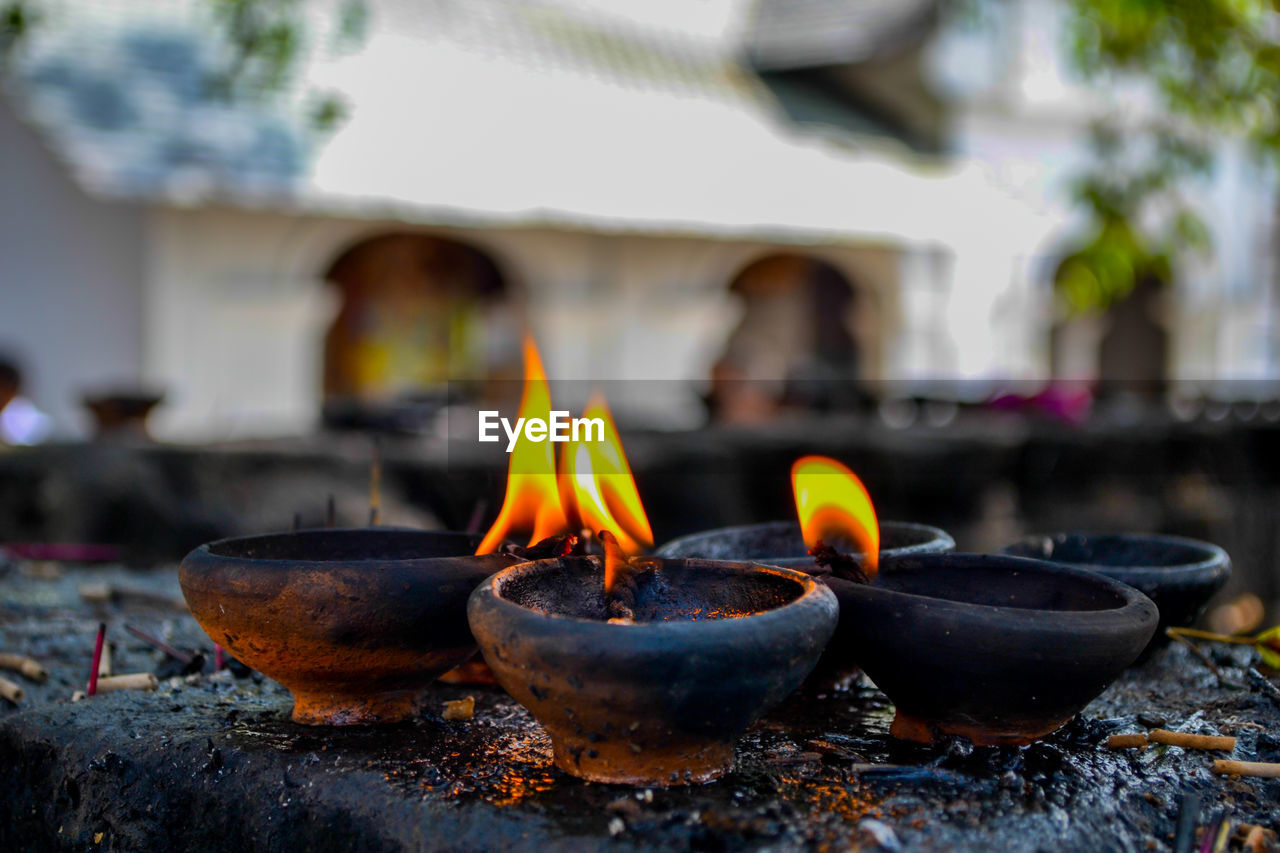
[1,415,1278,616]
[1,562,1279,851]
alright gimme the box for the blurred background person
[0,354,52,447]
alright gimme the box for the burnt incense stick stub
[0,653,47,683]
[0,676,24,704]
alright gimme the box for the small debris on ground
[442,696,474,721]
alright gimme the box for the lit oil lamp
[176,335,634,726]
[469,540,837,786]
[752,458,1157,745]
[663,455,1158,744]
[658,457,953,685]
[464,342,837,785]
[655,456,954,572]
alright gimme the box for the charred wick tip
[501,533,584,561]
[809,540,870,584]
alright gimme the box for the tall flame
[475,336,570,554]
[791,455,880,574]
[560,392,653,556]
[475,339,651,557]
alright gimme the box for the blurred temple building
[1,0,1277,440]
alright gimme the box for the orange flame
[475,336,570,554]
[791,455,879,574]
[475,340,652,557]
[598,529,630,597]
[559,392,653,556]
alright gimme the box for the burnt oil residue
[1,566,1278,851]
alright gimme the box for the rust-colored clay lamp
[179,528,514,725]
[468,543,838,786]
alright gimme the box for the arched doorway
[321,233,515,403]
[1050,267,1170,401]
[1096,275,1169,399]
[710,253,866,422]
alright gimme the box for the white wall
[141,209,913,439]
[0,99,146,436]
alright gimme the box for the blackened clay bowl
[657,521,955,688]
[180,528,514,725]
[1001,532,1230,647]
[467,556,838,786]
[830,553,1158,746]
[654,520,955,572]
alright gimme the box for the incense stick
[124,623,193,664]
[1212,760,1280,778]
[369,437,382,526]
[1149,729,1236,751]
[0,675,23,704]
[87,622,105,696]
[93,673,159,694]
[0,653,47,683]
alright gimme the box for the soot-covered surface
[1,562,1278,852]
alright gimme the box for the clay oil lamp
[655,455,953,573]
[179,527,514,724]
[722,458,1157,745]
[1001,532,1231,650]
[659,457,952,684]
[469,537,837,785]
[180,337,586,724]
[82,389,165,439]
[837,552,1158,745]
[464,339,838,785]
